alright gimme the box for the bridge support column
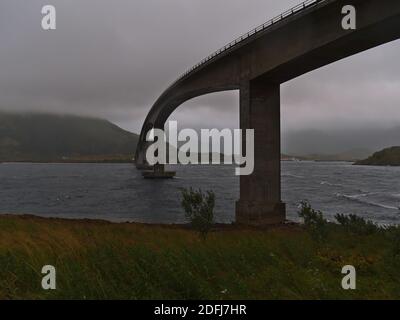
[236,79,285,225]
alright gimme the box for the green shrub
[335,214,379,235]
[384,226,400,260]
[181,187,215,239]
[298,201,328,242]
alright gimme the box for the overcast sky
[0,0,399,135]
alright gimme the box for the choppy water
[0,162,400,225]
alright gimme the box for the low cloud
[0,0,399,136]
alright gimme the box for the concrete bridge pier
[235,79,286,225]
[142,164,176,179]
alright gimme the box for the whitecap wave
[282,173,304,179]
[320,181,343,187]
[336,192,399,211]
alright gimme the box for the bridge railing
[174,0,328,83]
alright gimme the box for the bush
[181,188,215,239]
[384,226,400,260]
[335,214,379,235]
[298,201,328,242]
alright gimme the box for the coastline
[0,213,300,232]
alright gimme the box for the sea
[0,161,399,225]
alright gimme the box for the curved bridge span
[135,0,400,225]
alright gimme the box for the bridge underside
[136,0,400,226]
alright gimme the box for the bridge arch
[135,0,400,225]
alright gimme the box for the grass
[0,214,399,300]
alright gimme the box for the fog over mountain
[0,0,399,153]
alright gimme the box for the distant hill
[354,147,400,166]
[0,112,138,162]
[297,148,372,162]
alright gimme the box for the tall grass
[0,214,399,300]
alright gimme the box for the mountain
[354,146,400,166]
[0,112,139,162]
[296,148,372,161]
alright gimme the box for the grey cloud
[0,0,399,136]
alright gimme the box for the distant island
[354,146,400,166]
[281,148,372,162]
[0,112,138,163]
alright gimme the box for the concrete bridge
[135,0,400,225]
